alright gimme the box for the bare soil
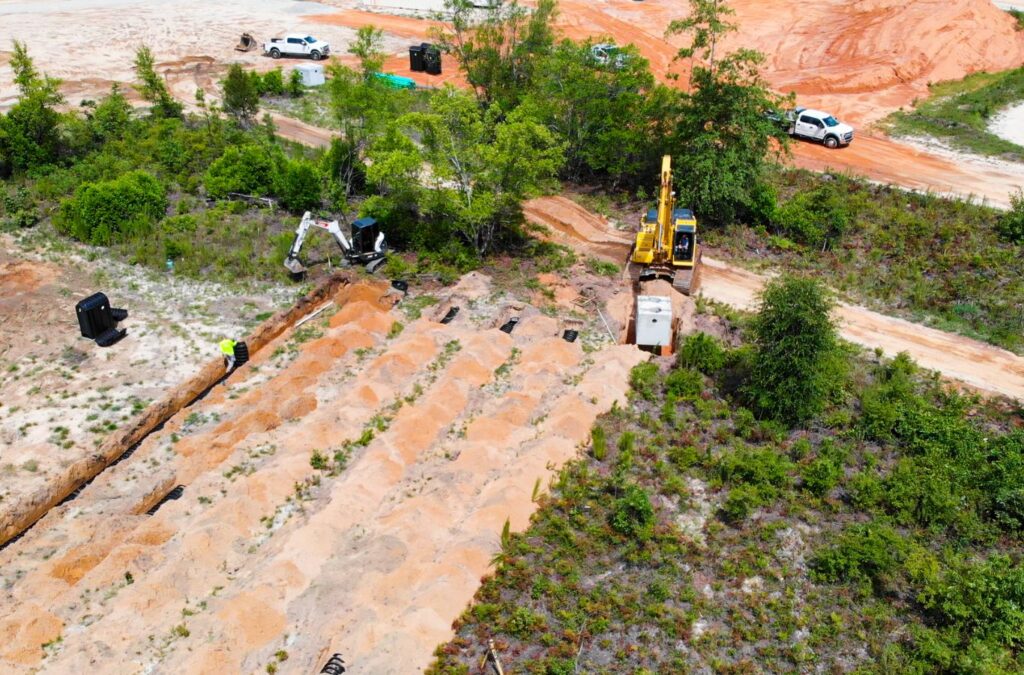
[0,271,646,673]
[0,235,293,552]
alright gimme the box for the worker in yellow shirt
[219,338,237,371]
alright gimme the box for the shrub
[610,484,655,541]
[714,446,792,498]
[772,182,852,248]
[848,470,884,510]
[802,456,842,497]
[914,554,1024,651]
[997,189,1024,244]
[591,425,607,461]
[506,606,545,638]
[722,483,763,523]
[58,170,166,245]
[664,368,702,400]
[677,332,726,374]
[275,160,322,212]
[810,522,908,588]
[629,362,660,401]
[203,144,278,199]
[259,68,286,96]
[746,276,845,426]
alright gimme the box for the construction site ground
[3,0,1024,671]
[0,267,646,672]
[0,233,294,551]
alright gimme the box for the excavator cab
[351,217,381,259]
[671,209,697,265]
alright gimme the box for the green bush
[677,332,726,374]
[714,446,792,498]
[610,484,655,541]
[810,522,908,587]
[721,483,764,523]
[801,456,842,497]
[591,425,607,461]
[203,144,278,198]
[275,159,322,212]
[772,182,852,248]
[919,555,1024,645]
[259,68,286,97]
[629,362,660,401]
[664,368,703,400]
[58,170,167,245]
[997,190,1024,244]
[746,276,845,426]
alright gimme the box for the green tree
[746,276,844,425]
[998,189,1024,244]
[433,0,558,107]
[288,69,305,98]
[0,41,65,174]
[203,144,280,198]
[275,160,322,212]
[521,39,671,185]
[326,64,414,199]
[87,84,133,142]
[368,88,563,255]
[667,0,736,78]
[222,63,260,126]
[348,25,386,78]
[133,46,183,118]
[260,68,286,96]
[666,0,789,225]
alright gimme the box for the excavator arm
[284,211,353,275]
[656,155,674,255]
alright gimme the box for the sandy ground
[989,101,1024,148]
[524,196,1024,401]
[0,272,646,672]
[0,235,295,546]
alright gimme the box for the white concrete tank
[635,295,673,347]
[294,64,325,87]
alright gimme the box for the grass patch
[706,170,1024,353]
[882,66,1024,159]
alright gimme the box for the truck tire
[311,50,322,61]
[824,135,839,149]
[270,48,281,59]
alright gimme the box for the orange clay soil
[0,275,646,673]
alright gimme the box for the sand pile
[0,274,646,673]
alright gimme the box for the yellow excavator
[630,155,701,294]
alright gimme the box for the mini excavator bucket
[235,33,256,52]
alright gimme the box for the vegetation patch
[430,277,1024,674]
[882,66,1024,159]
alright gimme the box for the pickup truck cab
[264,34,331,61]
[781,107,854,149]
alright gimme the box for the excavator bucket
[284,256,307,276]
[235,33,256,52]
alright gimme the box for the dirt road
[791,134,1024,209]
[525,196,1024,401]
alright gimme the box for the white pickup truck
[770,107,854,149]
[263,34,331,61]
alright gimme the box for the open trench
[0,271,646,672]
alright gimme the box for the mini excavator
[630,155,701,294]
[283,211,388,276]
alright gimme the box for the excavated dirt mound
[0,275,646,673]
